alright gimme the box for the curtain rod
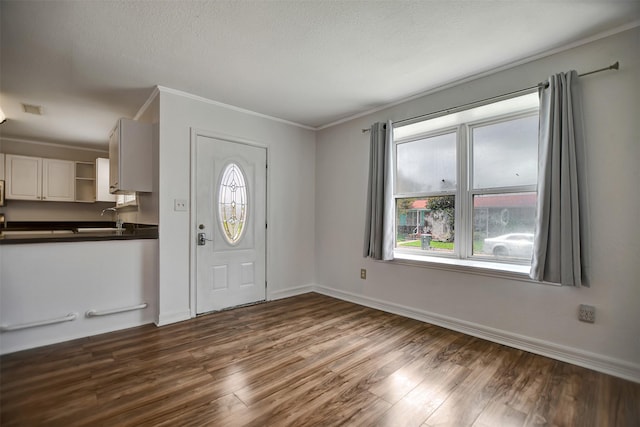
[362,61,619,132]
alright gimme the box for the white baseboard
[313,285,640,383]
[268,284,315,301]
[155,309,191,326]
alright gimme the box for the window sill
[391,251,555,285]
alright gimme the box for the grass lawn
[398,240,454,250]
[399,239,485,253]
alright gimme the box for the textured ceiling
[1,0,639,149]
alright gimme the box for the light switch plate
[174,199,188,211]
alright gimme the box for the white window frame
[466,112,538,263]
[392,92,539,274]
[116,192,138,208]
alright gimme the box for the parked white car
[483,233,534,258]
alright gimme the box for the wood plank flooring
[1,293,638,426]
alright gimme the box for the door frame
[189,128,269,318]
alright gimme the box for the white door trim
[189,128,269,318]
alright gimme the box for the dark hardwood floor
[1,293,638,426]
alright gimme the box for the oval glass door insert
[218,163,248,244]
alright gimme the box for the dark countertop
[0,221,158,245]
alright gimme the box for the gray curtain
[363,121,394,260]
[530,70,589,286]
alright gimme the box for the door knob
[197,232,213,246]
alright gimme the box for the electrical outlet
[578,304,595,323]
[174,199,188,211]
[360,269,367,280]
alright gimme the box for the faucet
[101,207,124,231]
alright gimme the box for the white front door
[195,135,266,314]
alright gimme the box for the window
[116,192,137,207]
[218,162,248,244]
[393,93,539,268]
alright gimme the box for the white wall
[0,239,158,354]
[315,28,640,380]
[156,89,316,325]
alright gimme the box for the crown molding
[133,86,160,121]
[0,136,109,153]
[155,86,316,131]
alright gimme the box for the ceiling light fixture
[0,107,6,124]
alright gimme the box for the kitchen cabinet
[109,118,152,194]
[75,161,95,202]
[0,154,4,207]
[5,155,41,200]
[5,155,75,202]
[95,157,116,202]
[43,158,75,201]
[75,158,118,203]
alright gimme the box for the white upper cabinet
[109,118,152,194]
[6,155,41,200]
[5,155,75,202]
[43,159,75,201]
[96,157,116,202]
[74,161,96,203]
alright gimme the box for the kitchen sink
[1,230,76,236]
[75,228,121,232]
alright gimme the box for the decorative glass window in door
[218,163,248,244]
